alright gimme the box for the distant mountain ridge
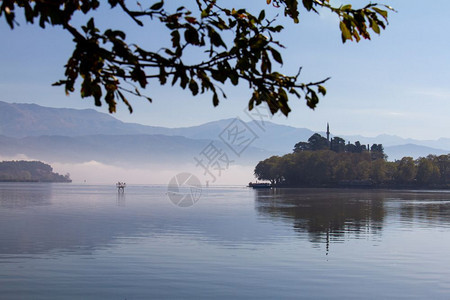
[384,144,450,161]
[0,101,168,137]
[1,100,449,160]
[0,101,314,153]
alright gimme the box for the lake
[1,183,450,299]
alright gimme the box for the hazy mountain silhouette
[384,144,449,161]
[0,134,273,167]
[1,101,449,161]
[0,101,314,153]
[0,101,170,137]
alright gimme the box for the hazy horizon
[0,152,255,185]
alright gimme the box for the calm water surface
[1,183,450,299]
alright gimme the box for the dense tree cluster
[293,133,385,159]
[0,161,71,182]
[255,134,450,188]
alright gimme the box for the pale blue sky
[1,1,450,140]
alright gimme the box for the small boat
[116,182,126,192]
[248,182,272,189]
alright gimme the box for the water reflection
[0,184,273,256]
[255,189,385,252]
[116,190,126,207]
[0,182,52,208]
[0,184,148,255]
[254,188,450,252]
[2,185,450,299]
[3,184,450,258]
[388,191,450,228]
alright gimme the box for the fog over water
[0,154,255,185]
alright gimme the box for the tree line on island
[0,161,71,182]
[254,133,450,188]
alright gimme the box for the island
[254,131,450,189]
[0,160,72,182]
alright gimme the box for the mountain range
[1,100,450,166]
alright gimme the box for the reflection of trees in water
[388,192,450,228]
[255,189,450,252]
[255,189,386,248]
[0,183,52,208]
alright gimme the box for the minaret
[326,123,330,142]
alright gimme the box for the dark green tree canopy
[1,1,393,114]
[307,133,329,151]
[330,136,346,153]
[0,160,71,182]
[255,150,450,188]
[293,133,386,158]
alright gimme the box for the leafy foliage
[0,0,393,114]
